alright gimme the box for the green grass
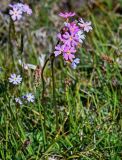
[0,0,122,159]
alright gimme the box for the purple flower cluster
[9,3,32,21]
[54,12,92,69]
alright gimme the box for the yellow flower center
[67,50,70,54]
[70,36,73,40]
[14,11,18,15]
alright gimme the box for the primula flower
[9,74,22,85]
[55,12,92,69]
[78,18,92,32]
[62,32,79,47]
[9,3,24,11]
[57,33,65,42]
[59,12,76,19]
[15,97,23,105]
[63,46,76,61]
[54,44,65,57]
[9,7,22,21]
[71,58,80,69]
[25,93,35,102]
[9,3,32,21]
[66,22,80,34]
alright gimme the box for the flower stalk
[51,55,58,131]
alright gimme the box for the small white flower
[18,59,37,70]
[25,93,35,102]
[78,18,92,32]
[9,74,22,85]
[77,30,85,43]
[64,22,69,27]
[15,97,23,105]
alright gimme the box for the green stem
[41,57,50,99]
[41,41,60,134]
[41,57,50,148]
[41,40,59,98]
[8,18,14,67]
[51,56,58,131]
[20,32,24,76]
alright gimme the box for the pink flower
[62,32,79,47]
[57,33,65,42]
[55,13,93,68]
[65,22,80,34]
[54,44,65,57]
[9,7,22,21]
[78,18,92,32]
[63,46,76,61]
[59,12,76,19]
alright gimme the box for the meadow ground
[0,0,122,159]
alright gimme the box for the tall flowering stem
[51,55,58,131]
[41,57,50,99]
[20,32,24,78]
[41,57,50,145]
[8,18,14,66]
[41,40,60,131]
[41,54,59,131]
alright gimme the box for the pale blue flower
[9,74,22,85]
[15,97,23,105]
[9,7,22,21]
[71,58,80,69]
[9,3,32,21]
[25,93,35,102]
[22,4,32,15]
